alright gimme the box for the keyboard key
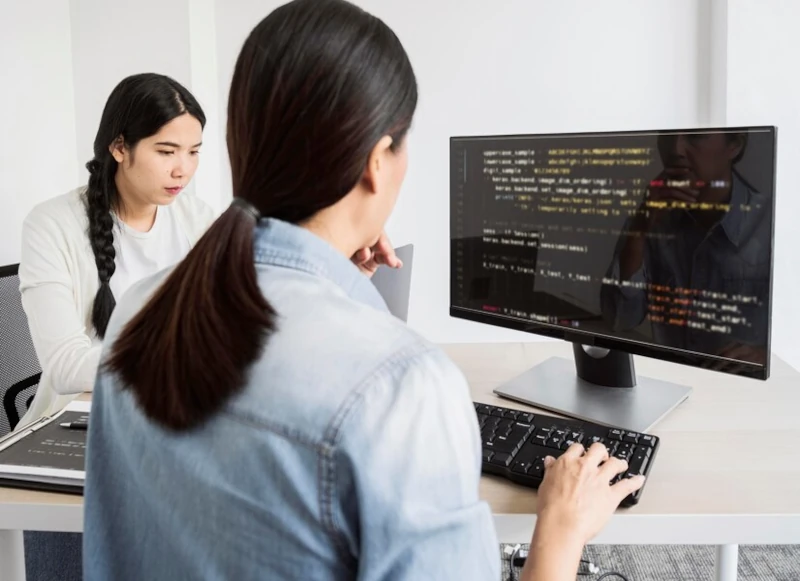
[519,413,535,424]
[508,425,532,443]
[640,434,657,448]
[477,404,493,415]
[623,432,640,444]
[503,410,520,420]
[490,453,512,467]
[534,427,551,439]
[608,429,624,440]
[529,458,545,478]
[490,407,506,417]
[496,418,514,432]
[492,436,518,454]
[615,448,631,462]
[569,431,584,443]
[628,448,650,475]
[545,437,562,449]
[482,450,494,463]
[494,436,520,454]
[511,461,532,475]
[531,434,548,446]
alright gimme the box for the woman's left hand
[352,231,403,277]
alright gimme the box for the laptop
[371,244,414,322]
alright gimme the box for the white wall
[0,0,78,265]
[213,0,705,343]
[726,1,799,369]
[188,0,225,212]
[3,0,793,368]
[69,0,194,187]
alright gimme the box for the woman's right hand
[537,443,645,545]
[519,444,645,581]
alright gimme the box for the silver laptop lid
[370,244,414,322]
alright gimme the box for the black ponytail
[84,73,205,338]
[107,199,276,430]
[107,0,417,431]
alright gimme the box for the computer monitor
[450,126,777,432]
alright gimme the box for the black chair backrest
[0,264,42,436]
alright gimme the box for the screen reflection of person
[601,132,771,371]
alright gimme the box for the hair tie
[231,197,261,221]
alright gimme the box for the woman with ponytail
[84,1,643,579]
[17,73,215,427]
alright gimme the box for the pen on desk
[59,422,89,430]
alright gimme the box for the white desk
[441,342,800,581]
[1,343,799,581]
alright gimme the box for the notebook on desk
[0,400,88,494]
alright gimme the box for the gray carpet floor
[500,544,800,581]
[23,533,800,580]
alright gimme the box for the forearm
[518,525,584,581]
[48,344,103,395]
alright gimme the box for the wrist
[531,512,586,556]
[521,519,585,581]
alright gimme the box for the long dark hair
[106,0,418,430]
[86,73,205,338]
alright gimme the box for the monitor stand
[493,343,692,433]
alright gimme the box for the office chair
[0,264,41,436]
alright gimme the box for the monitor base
[493,356,692,433]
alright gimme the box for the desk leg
[0,530,26,581]
[714,544,739,581]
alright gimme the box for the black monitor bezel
[449,125,778,381]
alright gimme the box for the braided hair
[84,73,205,337]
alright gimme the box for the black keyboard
[474,401,660,506]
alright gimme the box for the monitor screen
[450,127,776,379]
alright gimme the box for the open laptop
[370,244,414,322]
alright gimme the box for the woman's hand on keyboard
[539,442,645,543]
[518,442,646,581]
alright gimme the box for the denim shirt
[83,218,500,580]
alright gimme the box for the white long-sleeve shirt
[17,187,216,427]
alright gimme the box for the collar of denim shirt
[252,217,390,314]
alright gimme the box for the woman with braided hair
[17,73,215,427]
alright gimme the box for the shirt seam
[220,408,326,452]
[317,341,438,564]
